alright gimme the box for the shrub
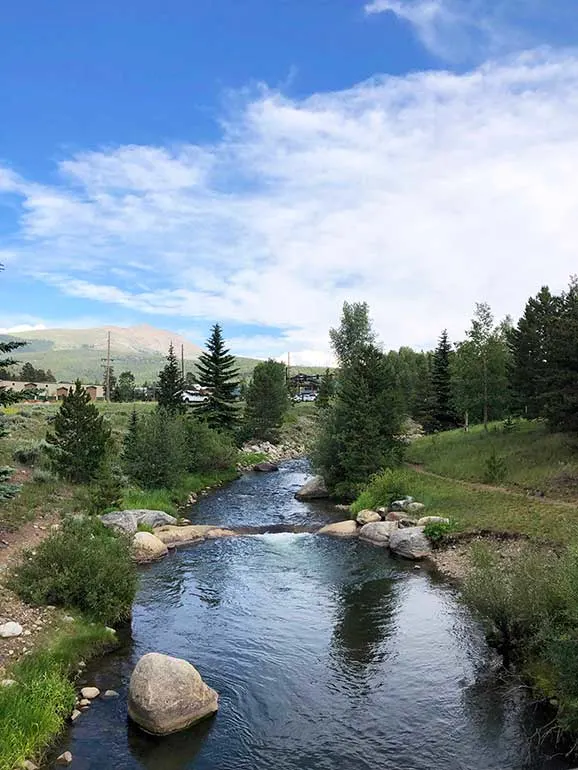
[0,467,20,501]
[186,417,237,472]
[423,519,456,546]
[350,468,413,514]
[484,448,507,484]
[86,460,124,515]
[12,440,49,466]
[9,517,137,625]
[137,521,154,534]
[31,468,58,484]
[122,487,177,516]
[123,411,188,489]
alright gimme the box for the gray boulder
[356,509,381,526]
[389,526,432,560]
[253,462,279,472]
[0,621,23,638]
[359,521,398,547]
[295,476,329,501]
[406,502,425,514]
[390,496,415,512]
[317,520,358,538]
[101,510,178,535]
[128,652,218,736]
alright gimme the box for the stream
[49,460,572,770]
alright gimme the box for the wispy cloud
[2,50,578,361]
[364,0,556,62]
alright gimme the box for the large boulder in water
[389,526,431,560]
[128,653,218,736]
[253,462,279,472]
[101,510,178,535]
[295,476,329,501]
[317,520,358,538]
[359,520,398,547]
[132,532,169,564]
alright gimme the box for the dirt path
[406,463,578,509]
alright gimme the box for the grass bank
[0,619,116,770]
[406,420,578,501]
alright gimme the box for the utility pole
[105,332,111,402]
[181,344,185,381]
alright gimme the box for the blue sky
[1,0,577,363]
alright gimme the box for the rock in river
[101,509,178,535]
[356,509,381,526]
[128,652,219,736]
[317,520,358,538]
[133,532,169,563]
[0,621,23,638]
[359,520,398,547]
[389,527,432,560]
[295,476,329,501]
[253,461,279,472]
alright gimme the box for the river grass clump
[463,544,578,746]
[0,621,116,770]
[9,517,137,625]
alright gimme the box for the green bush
[12,440,49,467]
[137,521,154,534]
[351,468,413,514]
[123,411,188,489]
[423,519,456,546]
[484,448,507,483]
[9,517,137,625]
[31,468,58,484]
[185,418,237,472]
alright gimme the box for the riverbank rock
[205,528,238,539]
[80,686,100,699]
[417,516,450,526]
[128,652,218,736]
[317,520,358,538]
[133,532,169,563]
[406,502,425,515]
[56,752,72,766]
[154,525,221,546]
[0,621,23,638]
[385,511,418,527]
[356,510,381,526]
[295,476,329,501]
[101,510,178,535]
[253,461,279,472]
[359,521,398,547]
[389,527,431,560]
[390,497,414,512]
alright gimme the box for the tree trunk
[464,410,469,432]
[483,355,489,431]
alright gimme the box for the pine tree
[243,360,289,441]
[122,408,140,477]
[431,330,457,431]
[156,344,185,415]
[509,286,560,419]
[0,338,26,406]
[47,380,112,483]
[316,369,336,409]
[195,324,240,431]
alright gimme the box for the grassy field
[406,420,578,501]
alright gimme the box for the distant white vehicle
[302,393,317,402]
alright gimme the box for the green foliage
[243,359,289,442]
[316,369,336,409]
[0,467,20,501]
[350,467,412,514]
[314,341,404,499]
[329,300,376,368]
[484,448,507,484]
[502,415,517,433]
[12,439,49,466]
[156,344,185,415]
[9,517,137,625]
[122,487,178,516]
[195,324,240,431]
[46,381,112,483]
[423,519,455,546]
[86,459,124,515]
[113,370,136,402]
[31,468,58,484]
[0,620,115,770]
[185,417,237,472]
[123,410,188,489]
[137,521,154,533]
[431,329,458,431]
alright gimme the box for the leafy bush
[12,440,49,467]
[9,517,137,625]
[185,417,237,472]
[85,460,124,515]
[350,468,413,514]
[122,487,177,516]
[0,467,20,501]
[423,519,456,546]
[123,411,188,489]
[31,468,58,484]
[137,521,154,533]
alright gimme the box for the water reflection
[127,718,215,770]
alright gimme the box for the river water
[49,460,571,770]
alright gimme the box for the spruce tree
[243,360,289,441]
[316,369,336,409]
[156,344,185,414]
[0,338,26,406]
[431,330,457,431]
[195,324,240,431]
[47,381,112,483]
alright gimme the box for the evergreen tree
[431,330,457,431]
[509,286,560,419]
[0,337,26,406]
[114,370,136,402]
[102,365,116,401]
[314,343,403,498]
[316,369,336,409]
[156,344,185,415]
[412,351,436,432]
[195,324,240,431]
[542,279,578,432]
[243,360,289,442]
[329,301,376,368]
[122,408,140,475]
[47,380,112,483]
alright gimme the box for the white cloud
[0,323,47,334]
[2,50,578,361]
[364,0,533,61]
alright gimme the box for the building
[0,381,104,402]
